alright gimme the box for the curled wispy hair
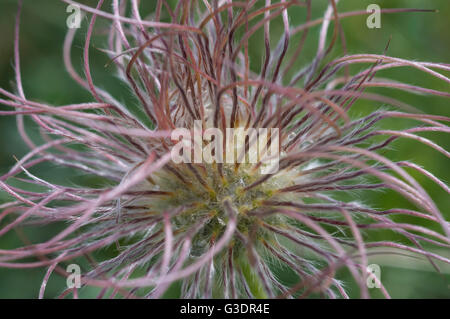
[0,0,449,299]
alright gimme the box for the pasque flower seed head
[0,0,449,299]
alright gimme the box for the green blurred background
[0,0,449,298]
